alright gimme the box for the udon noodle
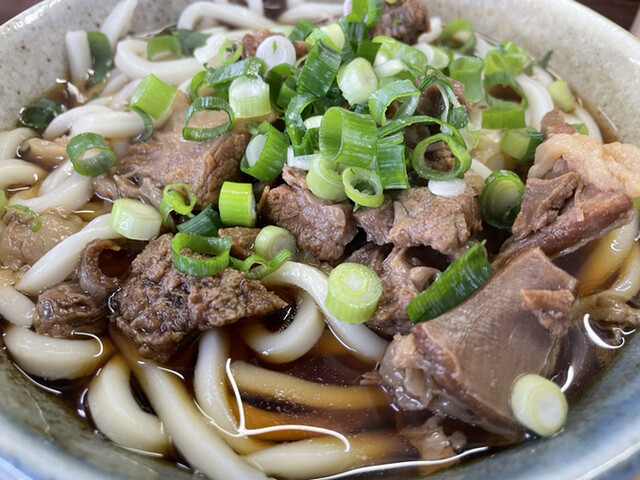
[1,0,640,479]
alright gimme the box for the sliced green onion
[66,133,117,177]
[110,198,162,241]
[484,41,529,76]
[163,183,197,216]
[500,128,544,162]
[480,169,525,229]
[129,74,177,119]
[376,142,409,189]
[438,18,476,55]
[173,28,210,56]
[183,96,235,141]
[319,23,347,50]
[546,80,575,113]
[5,205,42,233]
[255,226,297,260]
[188,71,208,102]
[351,0,383,28]
[337,58,378,106]
[298,40,342,98]
[319,107,377,167]
[368,79,420,125]
[87,31,112,85]
[147,35,182,61]
[511,374,568,437]
[231,249,292,280]
[482,104,526,129]
[449,56,485,104]
[414,43,450,70]
[219,40,243,65]
[285,92,317,155]
[418,67,469,129]
[0,190,7,218]
[326,263,383,324]
[241,122,288,182]
[172,232,232,277]
[412,134,472,181]
[373,36,427,73]
[177,205,224,237]
[229,76,271,118]
[407,242,494,323]
[356,41,382,65]
[265,63,297,112]
[306,155,347,202]
[484,72,528,108]
[288,19,315,42]
[572,122,589,136]
[379,115,465,146]
[205,57,266,88]
[219,182,256,227]
[129,107,154,143]
[342,167,384,208]
[18,99,66,133]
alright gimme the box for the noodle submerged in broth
[1,0,640,479]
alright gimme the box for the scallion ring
[480,170,525,230]
[448,56,485,104]
[342,167,385,208]
[326,263,383,324]
[66,132,117,177]
[230,249,292,280]
[205,57,266,88]
[177,205,224,237]
[255,226,297,260]
[306,155,347,202]
[337,57,378,106]
[5,205,42,233]
[228,76,271,119]
[368,79,420,125]
[481,104,526,130]
[110,199,162,241]
[319,107,377,167]
[484,72,528,108]
[218,182,257,227]
[298,39,342,98]
[129,74,178,119]
[172,232,232,277]
[147,35,182,61]
[438,18,476,55]
[241,122,288,182]
[219,40,244,65]
[129,107,155,143]
[183,96,235,142]
[87,31,112,85]
[376,142,409,189]
[412,133,471,181]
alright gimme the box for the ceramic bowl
[1,1,640,479]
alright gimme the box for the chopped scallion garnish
[241,122,288,182]
[147,35,182,61]
[110,198,162,241]
[337,57,378,106]
[219,182,257,227]
[510,374,568,437]
[412,133,471,181]
[368,79,420,125]
[306,155,347,202]
[87,31,112,85]
[480,170,525,229]
[66,132,117,177]
[177,205,224,237]
[319,107,377,167]
[546,80,575,112]
[437,18,476,55]
[326,263,383,324]
[18,99,66,133]
[129,74,177,119]
[182,96,235,142]
[255,226,297,260]
[228,76,271,118]
[5,205,42,233]
[172,232,232,277]
[342,167,385,208]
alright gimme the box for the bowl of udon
[1,0,640,479]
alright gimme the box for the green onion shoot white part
[510,374,568,437]
[255,226,297,260]
[373,59,404,79]
[255,35,296,70]
[319,23,346,50]
[337,57,378,106]
[306,155,347,202]
[229,76,271,118]
[326,263,383,324]
[303,115,323,130]
[110,198,162,240]
[428,178,467,197]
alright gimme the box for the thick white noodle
[65,30,91,85]
[247,0,265,15]
[70,110,146,138]
[125,353,271,480]
[114,39,204,86]
[194,33,227,64]
[0,127,37,159]
[87,355,171,454]
[470,158,493,180]
[0,159,45,190]
[100,0,138,51]
[278,3,344,24]
[0,286,36,327]
[10,172,92,214]
[241,291,325,364]
[177,2,275,30]
[16,214,121,295]
[102,72,130,96]
[194,330,269,454]
[574,104,603,143]
[515,74,554,131]
[416,17,443,45]
[4,326,115,380]
[38,159,75,194]
[607,243,640,301]
[532,66,553,86]
[473,35,493,60]
[262,262,388,363]
[110,78,142,110]
[43,105,113,140]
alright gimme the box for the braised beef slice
[113,93,250,207]
[261,184,357,261]
[20,137,68,169]
[218,227,261,259]
[388,187,482,255]
[0,207,84,270]
[540,107,577,137]
[381,248,577,435]
[92,174,163,208]
[353,200,394,245]
[521,288,575,337]
[367,247,441,337]
[35,282,108,338]
[371,0,430,45]
[281,165,308,190]
[113,234,286,363]
[344,243,391,276]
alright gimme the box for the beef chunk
[372,0,430,45]
[368,247,441,337]
[20,137,68,169]
[380,248,577,435]
[113,93,250,207]
[0,207,84,270]
[77,239,135,301]
[34,282,108,338]
[388,187,482,255]
[353,200,394,245]
[261,184,357,261]
[344,243,391,276]
[113,234,286,363]
[281,165,308,189]
[218,227,261,259]
[540,107,577,137]
[92,174,163,208]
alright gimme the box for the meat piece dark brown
[415,79,469,118]
[261,184,358,261]
[380,248,577,435]
[401,417,466,475]
[368,247,441,337]
[92,174,163,208]
[540,107,577,137]
[77,239,129,301]
[353,200,394,245]
[371,0,430,45]
[0,207,84,270]
[388,187,482,255]
[218,227,261,259]
[281,165,308,190]
[113,234,286,363]
[344,243,392,276]
[113,93,250,207]
[34,282,108,338]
